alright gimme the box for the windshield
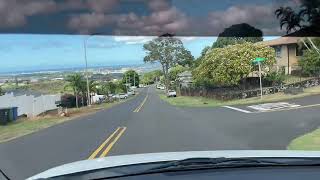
[0,0,319,179]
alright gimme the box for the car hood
[28,150,320,179]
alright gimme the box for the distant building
[260,37,304,74]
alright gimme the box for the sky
[0,34,218,72]
[0,0,300,36]
[0,34,279,73]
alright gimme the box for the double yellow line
[88,127,127,159]
[133,95,148,112]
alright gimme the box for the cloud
[0,0,57,28]
[207,5,277,35]
[113,36,154,44]
[113,36,198,44]
[147,0,170,12]
[87,0,119,13]
[68,13,117,34]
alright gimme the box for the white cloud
[113,36,155,44]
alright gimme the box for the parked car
[167,90,177,97]
[119,93,128,99]
[127,91,135,96]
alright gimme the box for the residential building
[177,71,193,88]
[260,37,304,74]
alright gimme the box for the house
[260,37,304,74]
[177,71,193,88]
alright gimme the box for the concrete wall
[0,93,61,117]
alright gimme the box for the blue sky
[0,34,279,73]
[0,34,218,72]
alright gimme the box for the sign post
[253,58,266,99]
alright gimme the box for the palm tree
[275,0,320,34]
[275,7,303,33]
[65,73,83,108]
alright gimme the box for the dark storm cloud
[0,0,297,36]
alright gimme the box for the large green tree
[193,42,276,86]
[143,36,193,90]
[122,70,139,87]
[65,73,83,108]
[212,23,263,49]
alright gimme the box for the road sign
[252,57,266,99]
[253,57,266,63]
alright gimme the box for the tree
[143,36,193,90]
[99,81,117,96]
[0,86,4,96]
[193,42,276,86]
[299,49,320,76]
[212,23,263,49]
[122,70,139,87]
[275,0,320,35]
[194,46,211,67]
[65,73,83,108]
[168,65,188,81]
[141,70,163,85]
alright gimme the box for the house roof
[259,37,301,46]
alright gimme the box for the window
[296,44,306,56]
[274,46,282,57]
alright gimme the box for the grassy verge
[0,96,135,143]
[288,128,320,150]
[159,86,320,107]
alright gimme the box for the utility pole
[258,62,263,99]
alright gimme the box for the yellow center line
[100,127,127,157]
[134,94,148,112]
[88,127,121,159]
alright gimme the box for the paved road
[1,87,320,179]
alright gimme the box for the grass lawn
[0,96,135,143]
[159,86,320,107]
[288,128,320,150]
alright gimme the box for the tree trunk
[75,90,79,108]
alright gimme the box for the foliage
[194,46,211,68]
[122,70,139,86]
[193,42,276,86]
[275,0,320,34]
[264,71,285,86]
[99,81,117,95]
[212,23,263,49]
[0,86,4,96]
[168,65,188,81]
[299,49,320,76]
[143,36,194,88]
[141,70,163,84]
[65,73,84,108]
[115,81,127,93]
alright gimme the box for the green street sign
[253,57,266,63]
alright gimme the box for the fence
[0,93,61,117]
[180,77,320,100]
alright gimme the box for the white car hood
[28,150,320,179]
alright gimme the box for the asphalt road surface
[1,86,320,179]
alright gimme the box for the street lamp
[83,33,102,106]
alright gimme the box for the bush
[264,71,285,86]
[299,49,320,76]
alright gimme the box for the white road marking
[223,106,252,113]
[248,102,301,111]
